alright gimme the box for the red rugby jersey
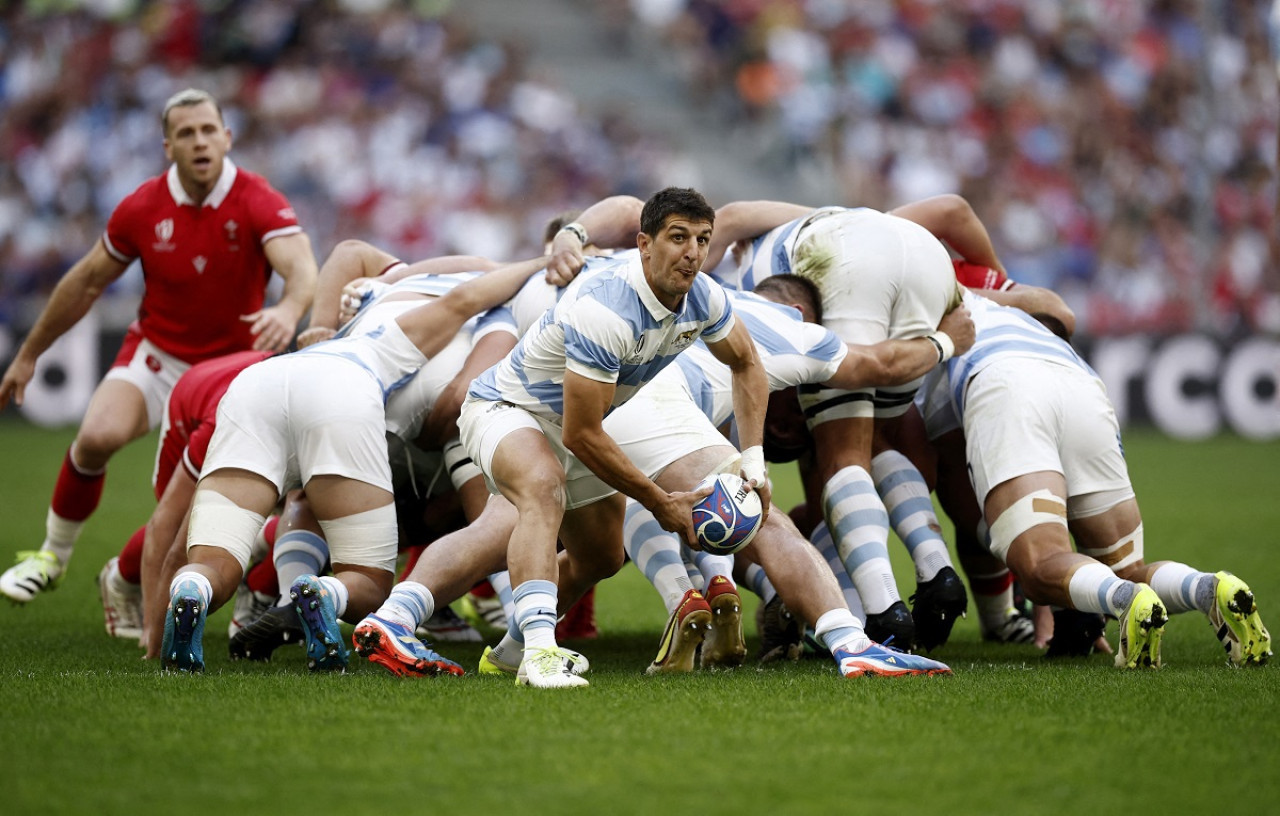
[103,159,303,363]
[153,349,273,497]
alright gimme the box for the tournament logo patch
[152,218,176,251]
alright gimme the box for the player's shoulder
[112,173,169,214]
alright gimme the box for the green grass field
[1,420,1277,815]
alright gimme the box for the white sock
[1067,563,1134,617]
[512,579,558,652]
[169,570,213,606]
[1148,562,1215,614]
[317,575,349,618]
[42,509,81,563]
[379,581,435,629]
[815,607,871,654]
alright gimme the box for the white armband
[558,222,589,246]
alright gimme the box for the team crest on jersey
[193,256,207,274]
[224,220,239,242]
[152,218,175,251]
[671,328,699,350]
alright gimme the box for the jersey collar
[166,158,237,209]
[628,253,679,322]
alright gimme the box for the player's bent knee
[988,489,1068,563]
[188,490,268,570]
[319,504,399,574]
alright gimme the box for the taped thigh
[188,490,269,570]
[987,488,1068,563]
[1077,523,1144,573]
[318,504,398,573]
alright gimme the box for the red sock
[245,557,278,597]
[470,579,497,599]
[50,447,105,521]
[969,570,1013,598]
[117,525,146,585]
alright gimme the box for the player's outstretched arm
[890,194,1007,276]
[0,240,127,409]
[825,306,974,390]
[301,239,404,345]
[244,231,318,352]
[416,330,518,451]
[140,465,197,658]
[979,284,1076,339]
[396,255,547,360]
[706,200,814,270]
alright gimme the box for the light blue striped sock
[872,450,952,582]
[823,466,900,615]
[379,581,435,630]
[273,530,329,607]
[623,499,693,613]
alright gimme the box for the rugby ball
[691,472,764,555]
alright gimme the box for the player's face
[163,101,232,193]
[639,215,712,310]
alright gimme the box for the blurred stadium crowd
[1,0,1277,338]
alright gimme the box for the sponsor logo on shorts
[146,355,162,373]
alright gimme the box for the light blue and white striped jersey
[294,320,426,406]
[469,251,736,421]
[713,206,850,292]
[335,271,511,341]
[484,250,642,341]
[926,290,1097,417]
[322,271,506,438]
[669,289,847,426]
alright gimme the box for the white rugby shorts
[962,357,1133,508]
[458,397,613,509]
[203,354,394,495]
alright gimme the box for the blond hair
[161,88,223,135]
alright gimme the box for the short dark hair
[543,209,583,245]
[753,274,823,324]
[640,187,714,237]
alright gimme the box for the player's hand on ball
[652,483,715,549]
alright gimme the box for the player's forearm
[15,274,105,363]
[270,234,319,323]
[563,425,666,510]
[891,194,1006,274]
[727,360,769,451]
[570,196,645,250]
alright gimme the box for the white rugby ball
[691,472,764,555]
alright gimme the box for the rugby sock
[44,446,105,561]
[117,525,146,585]
[871,450,952,582]
[489,570,515,623]
[741,562,775,604]
[317,575,349,618]
[685,546,735,590]
[272,530,328,607]
[811,521,866,623]
[378,581,435,630]
[244,558,279,598]
[815,608,871,655]
[969,565,1018,630]
[623,499,694,614]
[1148,562,1216,614]
[823,466,900,615]
[512,579,558,651]
[169,570,212,606]
[1067,562,1136,616]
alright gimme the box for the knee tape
[987,489,1068,563]
[188,490,268,570]
[443,439,482,492]
[318,504,398,573]
[1078,524,1144,573]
